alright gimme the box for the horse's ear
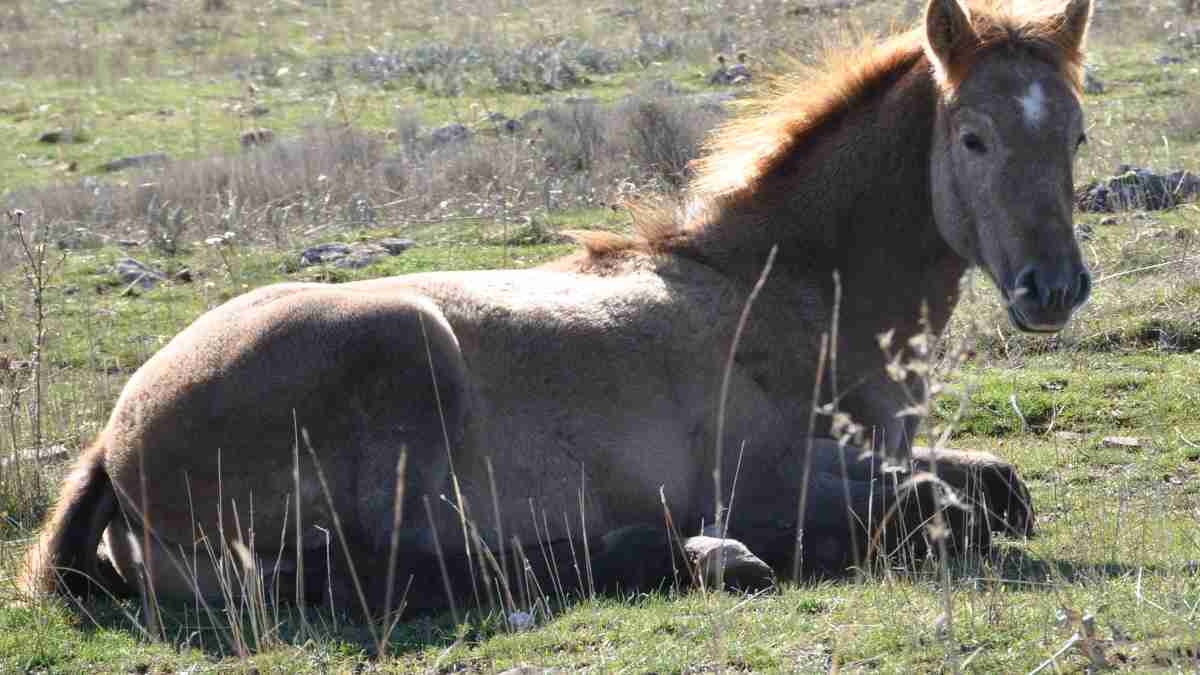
[1058,0,1093,54]
[924,0,974,81]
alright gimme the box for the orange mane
[572,0,1087,258]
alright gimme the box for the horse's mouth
[1006,305,1066,334]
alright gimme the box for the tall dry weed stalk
[7,209,64,501]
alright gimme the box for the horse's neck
[685,61,968,344]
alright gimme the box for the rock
[1083,68,1105,94]
[1077,166,1200,212]
[484,113,523,134]
[333,244,388,269]
[1102,436,1141,448]
[1167,26,1200,48]
[174,268,193,283]
[299,240,411,270]
[1055,431,1084,441]
[1075,222,1093,240]
[0,444,71,470]
[115,257,166,290]
[117,239,142,248]
[430,122,470,147]
[240,128,275,150]
[38,129,69,144]
[709,53,752,85]
[1155,54,1185,65]
[1100,216,1119,226]
[684,535,775,592]
[299,243,353,266]
[378,238,415,254]
[100,153,170,173]
[499,667,561,675]
[56,227,106,250]
[1167,170,1200,200]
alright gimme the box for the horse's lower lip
[1006,305,1065,334]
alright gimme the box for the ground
[1,0,1200,672]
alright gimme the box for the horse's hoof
[684,536,775,592]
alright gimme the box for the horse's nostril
[1014,267,1046,307]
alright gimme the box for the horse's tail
[20,440,127,599]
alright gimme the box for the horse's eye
[962,133,987,154]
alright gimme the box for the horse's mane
[572,0,1087,258]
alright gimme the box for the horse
[23,0,1094,613]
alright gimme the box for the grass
[2,0,1200,672]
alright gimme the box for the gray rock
[56,228,106,250]
[299,243,353,266]
[378,238,415,255]
[486,112,523,134]
[1083,68,1104,94]
[38,129,72,144]
[0,444,71,470]
[100,153,170,173]
[430,123,471,147]
[332,244,387,269]
[115,257,167,290]
[240,128,275,149]
[684,535,775,592]
[1155,54,1185,65]
[499,667,562,675]
[1077,165,1200,212]
[300,240,412,270]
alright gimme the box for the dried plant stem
[713,244,777,589]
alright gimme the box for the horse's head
[926,0,1093,333]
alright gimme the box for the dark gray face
[931,52,1091,333]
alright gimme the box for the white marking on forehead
[1018,82,1046,129]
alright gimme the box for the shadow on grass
[967,544,1168,590]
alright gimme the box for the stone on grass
[100,153,170,173]
[1077,165,1200,212]
[299,239,416,270]
[115,258,167,290]
[378,238,415,255]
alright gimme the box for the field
[2,0,1200,672]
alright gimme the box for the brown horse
[23,0,1093,613]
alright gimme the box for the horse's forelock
[937,1,1088,94]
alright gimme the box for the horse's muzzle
[1006,264,1092,333]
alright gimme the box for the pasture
[1,0,1199,672]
